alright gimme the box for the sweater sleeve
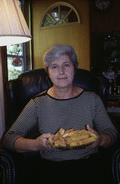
[93,94,118,145]
[2,99,38,151]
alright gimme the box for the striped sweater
[3,90,118,161]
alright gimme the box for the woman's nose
[58,65,64,74]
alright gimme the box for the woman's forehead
[50,54,71,65]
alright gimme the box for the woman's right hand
[35,133,54,151]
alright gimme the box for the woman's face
[48,54,75,89]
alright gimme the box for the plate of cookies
[48,128,98,149]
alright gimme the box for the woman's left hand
[86,125,111,148]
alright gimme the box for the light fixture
[0,0,32,46]
[0,0,32,138]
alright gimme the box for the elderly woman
[2,44,117,184]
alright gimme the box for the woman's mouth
[58,78,67,80]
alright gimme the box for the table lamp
[0,0,32,46]
[0,0,32,138]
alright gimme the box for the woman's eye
[64,64,70,68]
[52,66,57,69]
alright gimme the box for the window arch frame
[40,2,81,29]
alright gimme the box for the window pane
[49,7,59,21]
[67,10,78,23]
[42,14,54,27]
[7,57,23,81]
[7,44,23,56]
[61,5,70,20]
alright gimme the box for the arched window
[41,2,80,28]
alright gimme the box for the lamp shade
[0,0,32,46]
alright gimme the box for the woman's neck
[48,86,83,99]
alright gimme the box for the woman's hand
[35,133,54,151]
[86,125,111,148]
[13,133,54,153]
